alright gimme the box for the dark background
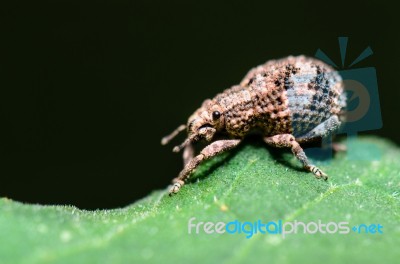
[0,1,398,209]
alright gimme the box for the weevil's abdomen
[216,56,346,138]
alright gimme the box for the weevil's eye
[212,111,221,121]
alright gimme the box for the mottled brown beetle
[162,56,346,195]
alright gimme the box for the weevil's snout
[197,125,216,142]
[171,118,217,153]
[166,103,224,153]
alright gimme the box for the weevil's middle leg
[263,134,328,180]
[169,139,241,195]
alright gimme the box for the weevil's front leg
[183,143,195,166]
[264,134,328,180]
[169,139,241,195]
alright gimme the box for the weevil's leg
[296,115,346,152]
[183,143,195,166]
[296,115,341,144]
[263,134,328,180]
[169,139,241,195]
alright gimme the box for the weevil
[162,56,346,195]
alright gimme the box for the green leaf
[1,137,399,264]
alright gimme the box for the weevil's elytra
[162,56,347,195]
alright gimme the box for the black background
[0,1,398,209]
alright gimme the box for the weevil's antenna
[172,138,191,153]
[161,124,186,145]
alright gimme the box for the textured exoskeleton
[162,56,346,195]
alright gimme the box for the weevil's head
[161,100,225,152]
[186,100,225,143]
